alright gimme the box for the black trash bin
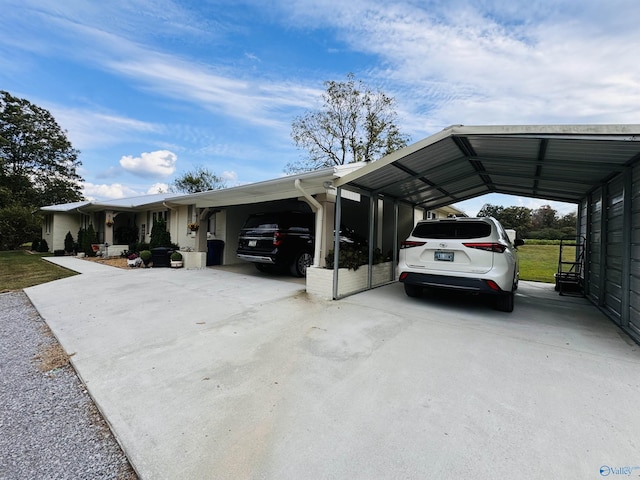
[151,247,172,268]
[207,240,225,266]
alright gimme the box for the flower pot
[170,260,183,268]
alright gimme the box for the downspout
[294,179,323,268]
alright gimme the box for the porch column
[104,210,114,245]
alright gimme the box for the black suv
[236,211,314,277]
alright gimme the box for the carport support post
[367,192,376,289]
[392,199,399,280]
[332,187,343,300]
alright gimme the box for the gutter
[294,178,323,268]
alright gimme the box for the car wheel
[495,291,514,312]
[290,251,313,277]
[404,283,420,298]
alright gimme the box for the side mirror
[514,239,525,247]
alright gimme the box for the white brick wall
[306,262,393,299]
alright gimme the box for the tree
[0,205,41,250]
[287,73,409,173]
[477,203,532,237]
[171,166,226,194]
[477,204,504,218]
[1,90,84,207]
[0,90,84,249]
[531,205,558,230]
[499,206,533,238]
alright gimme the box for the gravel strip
[0,291,137,480]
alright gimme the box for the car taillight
[484,280,502,291]
[273,232,285,246]
[463,242,506,253]
[400,240,426,249]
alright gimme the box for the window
[412,221,492,239]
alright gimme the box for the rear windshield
[242,213,312,230]
[412,221,491,239]
[243,215,278,229]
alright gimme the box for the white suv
[398,217,524,312]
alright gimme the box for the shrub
[84,224,97,257]
[170,251,183,261]
[325,247,383,271]
[38,238,49,253]
[31,238,41,251]
[139,250,152,265]
[129,242,150,253]
[149,217,172,249]
[64,231,74,254]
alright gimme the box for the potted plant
[127,252,142,267]
[139,250,152,267]
[170,251,183,268]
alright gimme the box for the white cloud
[119,150,177,178]
[275,0,640,132]
[83,182,140,200]
[45,104,160,150]
[221,170,239,184]
[147,183,169,194]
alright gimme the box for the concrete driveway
[26,257,640,480]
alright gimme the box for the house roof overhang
[165,164,364,208]
[333,124,640,211]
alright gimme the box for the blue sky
[2,0,639,216]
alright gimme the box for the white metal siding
[630,164,640,338]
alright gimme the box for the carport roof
[334,124,640,209]
[166,163,364,208]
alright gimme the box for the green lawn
[0,250,77,292]
[518,243,574,283]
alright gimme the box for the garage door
[604,176,625,322]
[588,188,603,304]
[630,165,640,338]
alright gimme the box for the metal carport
[333,124,640,344]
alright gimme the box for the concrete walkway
[26,257,640,479]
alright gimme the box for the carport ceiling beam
[532,138,548,196]
[453,136,495,190]
[468,155,626,173]
[390,161,453,198]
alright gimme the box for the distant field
[518,243,576,283]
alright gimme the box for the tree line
[477,203,577,239]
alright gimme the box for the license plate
[248,240,257,247]
[435,251,454,262]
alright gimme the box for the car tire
[495,291,514,312]
[290,251,313,277]
[404,283,420,298]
